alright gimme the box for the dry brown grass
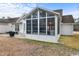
[59,35,79,50]
[0,37,41,56]
[0,36,78,56]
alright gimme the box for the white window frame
[25,10,59,37]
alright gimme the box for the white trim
[55,15,58,38]
[38,10,40,35]
[25,20,26,35]
[36,7,60,15]
[26,19,27,34]
[31,14,33,34]
[61,23,74,25]
[59,15,62,35]
[46,12,47,35]
[39,16,55,19]
[25,16,55,20]
[25,34,58,43]
[23,23,25,35]
[17,7,60,23]
[16,13,25,23]
[25,17,38,20]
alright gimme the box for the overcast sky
[0,3,36,18]
[0,3,79,18]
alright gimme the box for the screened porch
[23,8,60,37]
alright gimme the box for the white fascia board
[61,23,75,25]
[23,7,60,19]
[17,12,29,23]
[17,7,60,23]
[36,7,60,15]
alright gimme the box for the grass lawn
[59,35,79,50]
[0,36,78,56]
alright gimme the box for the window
[47,12,55,17]
[25,9,57,36]
[47,18,55,35]
[26,20,31,34]
[32,11,38,18]
[27,15,31,19]
[15,24,19,32]
[40,19,46,34]
[39,10,46,17]
[32,19,38,34]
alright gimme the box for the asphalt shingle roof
[0,17,19,23]
[62,15,74,23]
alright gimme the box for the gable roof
[53,9,63,16]
[0,17,19,23]
[62,15,74,23]
[22,7,60,19]
[17,7,75,24]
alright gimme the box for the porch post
[46,12,47,35]
[60,15,62,35]
[25,19,27,34]
[24,20,26,35]
[31,14,33,34]
[55,15,58,38]
[38,10,40,35]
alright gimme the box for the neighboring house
[17,7,74,43]
[74,24,79,31]
[61,15,74,35]
[74,18,79,31]
[0,17,19,33]
[75,18,79,23]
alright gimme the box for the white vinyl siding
[61,23,73,35]
[0,23,15,33]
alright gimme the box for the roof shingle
[0,17,19,23]
[53,9,63,16]
[62,15,74,23]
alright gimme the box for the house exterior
[0,17,19,33]
[17,7,74,43]
[61,15,74,35]
[74,18,79,31]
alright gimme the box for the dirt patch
[0,36,78,56]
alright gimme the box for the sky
[0,3,79,18]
